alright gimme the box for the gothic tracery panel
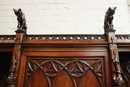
[25,57,104,87]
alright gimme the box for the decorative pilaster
[106,30,124,87]
[7,30,25,87]
[104,7,124,86]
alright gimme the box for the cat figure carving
[13,8,27,31]
[104,7,116,33]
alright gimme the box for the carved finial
[104,7,116,33]
[13,8,27,33]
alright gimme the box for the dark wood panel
[25,57,104,87]
[22,45,108,52]
[17,51,111,87]
[1,32,130,87]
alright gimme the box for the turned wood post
[7,30,25,87]
[106,30,124,87]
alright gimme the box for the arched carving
[25,58,104,87]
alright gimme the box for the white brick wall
[0,0,130,34]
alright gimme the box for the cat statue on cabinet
[104,7,116,33]
[13,8,27,32]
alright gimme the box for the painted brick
[6,29,16,34]
[88,22,103,28]
[64,4,78,9]
[43,10,65,16]
[55,0,66,3]
[87,0,98,3]
[0,28,7,34]
[24,16,32,22]
[40,28,53,34]
[0,11,14,17]
[0,17,11,22]
[45,0,66,4]
[0,0,130,34]
[113,28,123,34]
[45,0,55,3]
[42,22,64,28]
[0,28,15,35]
[11,17,17,22]
[65,10,87,16]
[33,16,53,22]
[64,22,88,28]
[28,22,42,28]
[24,10,44,16]
[76,14,98,21]
[54,15,75,21]
[56,4,78,10]
[117,4,129,10]
[19,5,32,10]
[18,0,38,4]
[98,0,107,3]
[67,0,87,3]
[38,0,45,3]
[53,28,77,34]
[78,4,88,9]
[0,5,13,11]
[77,28,100,34]
[108,0,127,3]
[28,28,53,34]
[33,10,44,16]
[122,29,130,34]
[120,15,130,21]
[114,22,124,28]
[36,4,56,9]
[9,22,17,28]
[0,0,18,4]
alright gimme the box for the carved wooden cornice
[0,34,130,45]
[25,34,106,40]
[0,35,15,43]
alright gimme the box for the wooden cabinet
[0,33,130,87]
[18,46,110,87]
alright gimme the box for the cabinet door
[18,52,110,87]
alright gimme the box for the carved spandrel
[25,58,104,87]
